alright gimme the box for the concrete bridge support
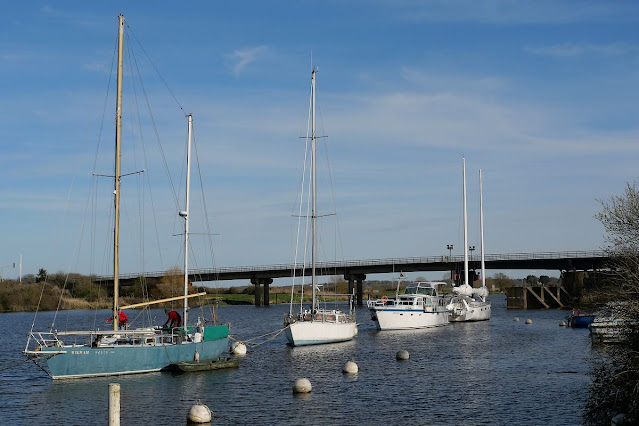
[250,278,273,307]
[345,273,366,306]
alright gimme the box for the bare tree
[583,182,639,425]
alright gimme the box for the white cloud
[400,68,509,93]
[224,46,268,78]
[0,52,23,62]
[387,0,635,24]
[525,42,639,57]
[39,5,105,28]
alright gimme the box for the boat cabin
[403,282,441,296]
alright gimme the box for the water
[1,296,592,425]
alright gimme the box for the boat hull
[569,315,595,328]
[369,307,450,330]
[285,321,357,346]
[170,356,239,372]
[589,320,624,344]
[37,326,229,379]
[449,300,492,322]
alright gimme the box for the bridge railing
[100,250,608,281]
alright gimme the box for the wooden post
[109,383,120,426]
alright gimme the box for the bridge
[98,250,610,307]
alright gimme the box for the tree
[582,182,639,425]
[525,275,538,285]
[539,275,550,285]
[490,272,513,291]
[36,268,47,283]
[151,266,184,301]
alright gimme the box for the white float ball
[559,320,567,327]
[187,403,212,423]
[525,318,533,324]
[513,317,520,322]
[342,361,358,374]
[231,341,247,355]
[396,350,410,361]
[293,378,312,394]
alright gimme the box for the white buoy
[396,350,410,361]
[525,318,533,324]
[231,341,247,355]
[513,317,520,322]
[559,320,567,327]
[342,361,358,374]
[187,403,211,424]
[293,378,312,394]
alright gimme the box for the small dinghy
[169,357,240,373]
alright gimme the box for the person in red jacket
[164,309,182,328]
[107,311,128,328]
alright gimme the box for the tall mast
[479,169,486,289]
[311,68,317,312]
[462,157,469,287]
[113,14,124,331]
[180,114,193,330]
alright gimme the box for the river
[0,295,593,425]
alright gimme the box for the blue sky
[2,1,638,283]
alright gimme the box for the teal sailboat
[24,15,228,379]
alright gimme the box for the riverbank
[0,280,297,312]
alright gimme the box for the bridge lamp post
[0,263,14,282]
[446,244,453,281]
[469,246,475,263]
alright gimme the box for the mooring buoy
[293,378,312,394]
[231,341,247,355]
[525,318,533,324]
[513,317,520,322]
[342,361,358,374]
[396,350,410,361]
[559,320,567,327]
[187,403,212,423]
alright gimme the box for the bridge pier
[250,278,273,307]
[345,273,366,306]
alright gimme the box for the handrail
[93,250,609,281]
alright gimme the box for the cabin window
[418,288,434,296]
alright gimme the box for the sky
[1,1,638,285]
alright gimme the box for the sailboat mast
[479,169,486,289]
[462,157,469,287]
[311,69,317,312]
[113,14,125,331]
[182,114,193,329]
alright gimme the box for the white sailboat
[448,158,491,322]
[24,15,228,379]
[283,68,357,346]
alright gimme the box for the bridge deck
[94,250,610,285]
